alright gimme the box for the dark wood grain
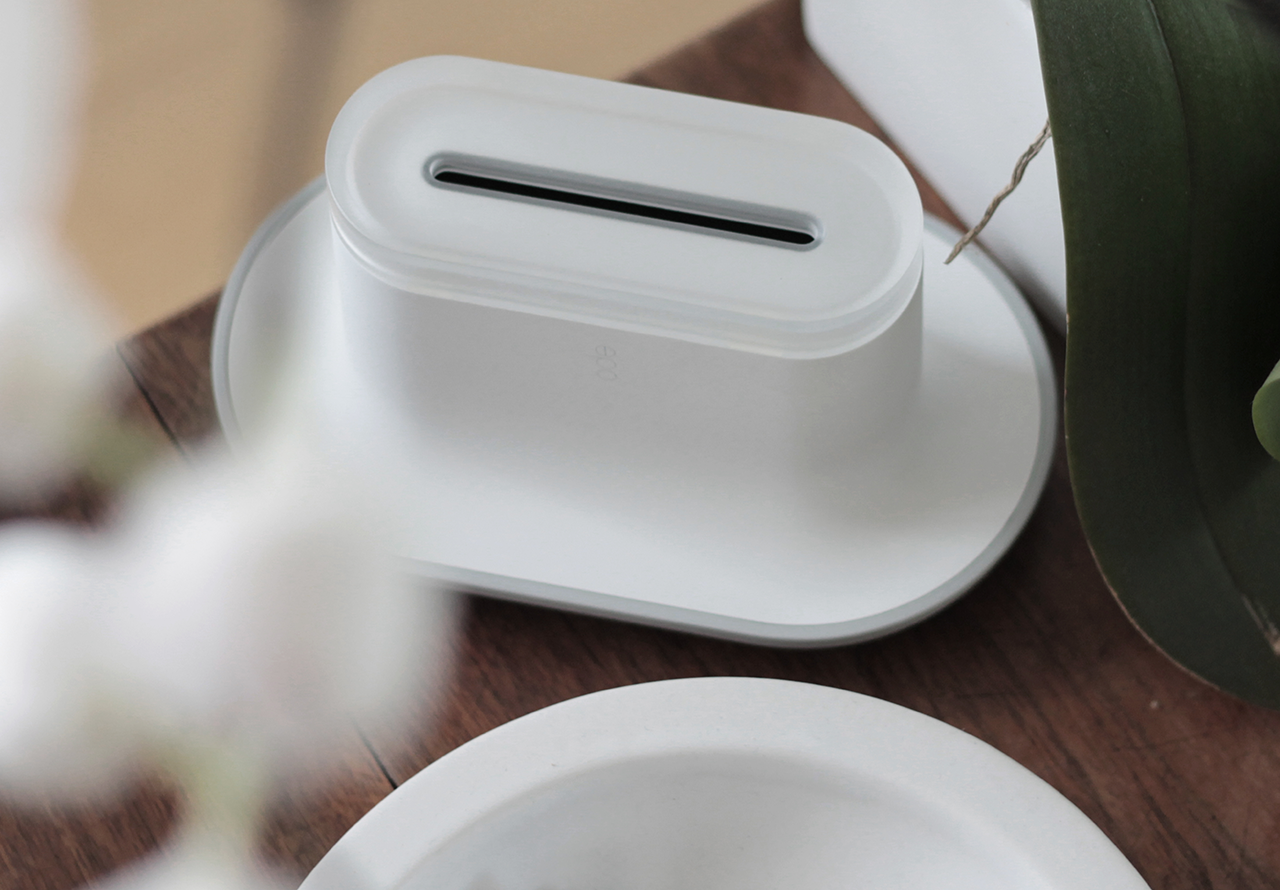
[26,1,1280,889]
[0,780,176,890]
[255,731,395,881]
[117,294,222,456]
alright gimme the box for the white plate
[213,180,1055,647]
[298,678,1149,890]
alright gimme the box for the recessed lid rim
[325,55,924,353]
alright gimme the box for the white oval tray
[213,180,1055,647]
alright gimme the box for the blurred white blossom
[0,521,142,799]
[104,440,452,769]
[0,4,455,889]
[0,0,118,497]
[0,0,83,224]
[0,439,451,801]
[0,226,118,496]
[91,836,291,890]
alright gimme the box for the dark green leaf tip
[1252,359,1280,461]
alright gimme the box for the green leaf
[1031,0,1280,706]
[1252,358,1280,460]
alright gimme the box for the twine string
[945,119,1052,264]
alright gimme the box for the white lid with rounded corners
[326,56,923,357]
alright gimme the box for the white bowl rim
[299,677,1148,890]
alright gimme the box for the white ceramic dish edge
[297,678,1150,890]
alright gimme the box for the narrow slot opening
[427,157,818,248]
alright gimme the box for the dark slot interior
[431,168,816,246]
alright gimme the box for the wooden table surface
[7,2,1280,888]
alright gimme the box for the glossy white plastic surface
[298,678,1151,890]
[803,0,1068,328]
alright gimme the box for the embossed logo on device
[594,345,618,381]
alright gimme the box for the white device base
[298,678,1150,890]
[213,180,1055,647]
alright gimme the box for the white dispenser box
[216,55,1055,644]
[325,56,924,484]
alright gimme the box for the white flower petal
[0,522,141,801]
[0,0,84,226]
[0,227,117,496]
[103,442,453,766]
[90,843,290,890]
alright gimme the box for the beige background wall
[64,0,760,335]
